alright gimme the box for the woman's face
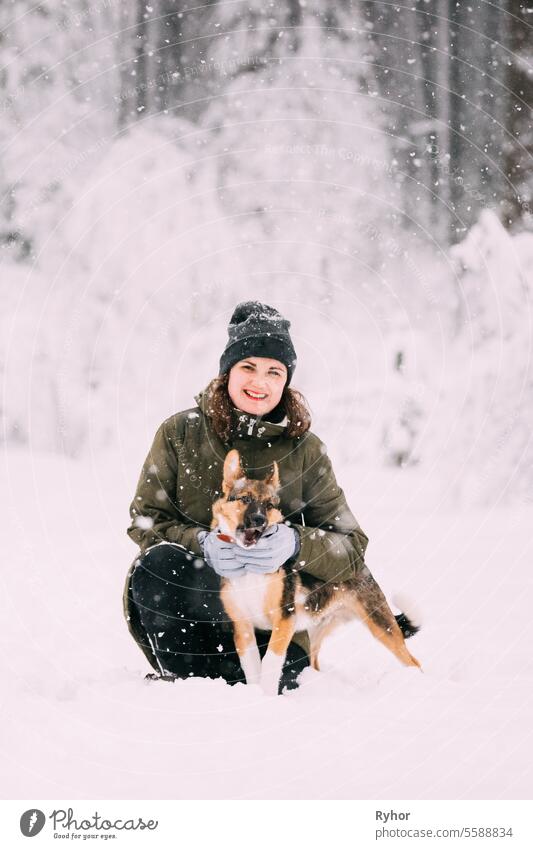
[227,357,287,416]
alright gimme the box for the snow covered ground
[2,0,532,807]
[1,446,531,800]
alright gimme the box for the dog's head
[212,449,283,547]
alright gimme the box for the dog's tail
[392,593,422,639]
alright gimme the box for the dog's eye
[265,501,274,510]
[227,495,236,502]
[240,495,252,504]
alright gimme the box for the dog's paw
[260,675,280,697]
[240,644,262,685]
[260,650,283,696]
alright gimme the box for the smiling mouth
[243,389,267,400]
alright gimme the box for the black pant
[128,543,309,692]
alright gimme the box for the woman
[124,301,369,692]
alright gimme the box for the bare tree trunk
[117,2,138,127]
[134,0,151,114]
[434,0,451,236]
[403,3,435,226]
[503,0,532,227]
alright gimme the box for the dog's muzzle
[238,505,268,546]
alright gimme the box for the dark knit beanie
[219,301,297,384]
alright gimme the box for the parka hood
[195,389,288,442]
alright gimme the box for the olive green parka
[124,390,369,661]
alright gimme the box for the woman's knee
[130,543,220,617]
[130,546,180,608]
[131,543,197,587]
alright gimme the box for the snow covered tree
[363,1,512,244]
[0,0,121,261]
[199,1,398,305]
[442,209,533,504]
[0,0,121,450]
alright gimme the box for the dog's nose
[249,513,266,528]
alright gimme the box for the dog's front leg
[220,581,261,684]
[234,620,262,685]
[261,614,296,696]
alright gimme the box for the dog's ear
[222,449,244,495]
[265,461,280,490]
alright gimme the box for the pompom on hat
[219,301,297,384]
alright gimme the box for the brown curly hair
[203,373,312,443]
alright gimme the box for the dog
[212,449,421,695]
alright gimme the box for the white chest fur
[225,575,316,634]
[226,572,273,631]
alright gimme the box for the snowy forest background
[2,1,533,802]
[2,1,533,506]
